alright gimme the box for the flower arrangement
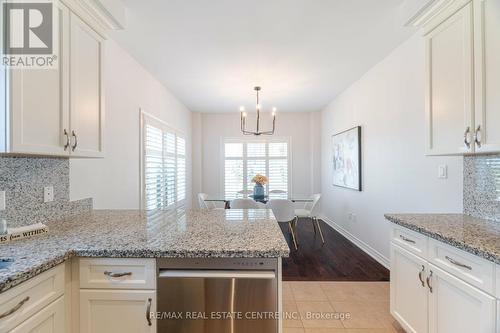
[251,174,268,185]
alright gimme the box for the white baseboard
[319,215,390,269]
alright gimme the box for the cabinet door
[390,244,429,333]
[473,0,500,153]
[424,3,474,155]
[428,264,496,333]
[9,297,65,333]
[8,2,70,156]
[69,13,104,157]
[79,290,155,333]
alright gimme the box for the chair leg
[311,217,317,234]
[293,217,299,245]
[288,220,298,250]
[314,217,325,244]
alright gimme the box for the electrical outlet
[438,165,448,179]
[0,191,5,210]
[44,186,54,203]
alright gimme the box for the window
[224,140,289,199]
[142,113,186,211]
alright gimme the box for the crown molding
[404,0,456,27]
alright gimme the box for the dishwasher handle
[158,270,276,279]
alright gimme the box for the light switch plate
[438,165,448,179]
[44,186,54,203]
[0,191,5,210]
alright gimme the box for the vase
[253,183,265,200]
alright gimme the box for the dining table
[204,195,313,209]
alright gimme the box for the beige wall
[320,33,463,266]
[70,39,193,209]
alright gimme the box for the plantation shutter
[224,140,289,199]
[143,114,186,211]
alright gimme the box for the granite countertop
[0,209,290,293]
[385,214,500,264]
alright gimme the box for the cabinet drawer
[428,239,495,295]
[79,258,155,290]
[0,265,65,332]
[391,226,428,258]
[9,296,65,333]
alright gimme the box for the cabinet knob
[463,127,472,149]
[474,125,482,148]
[418,265,425,287]
[426,270,433,293]
[71,130,78,151]
[63,129,70,151]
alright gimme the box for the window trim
[220,137,293,198]
[140,109,186,210]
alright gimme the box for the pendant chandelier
[240,86,276,135]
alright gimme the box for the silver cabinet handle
[445,256,472,270]
[71,130,78,151]
[418,265,425,287]
[0,296,30,320]
[399,235,416,244]
[63,129,70,151]
[474,125,482,148]
[464,126,472,149]
[426,270,433,293]
[146,298,152,326]
[104,271,132,278]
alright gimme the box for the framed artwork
[332,126,362,191]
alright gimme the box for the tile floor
[282,281,405,333]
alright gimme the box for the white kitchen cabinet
[422,0,500,155]
[473,0,500,153]
[0,0,105,157]
[79,289,156,333]
[9,297,65,333]
[428,264,496,333]
[391,244,429,333]
[1,1,71,156]
[424,2,474,155]
[69,12,105,157]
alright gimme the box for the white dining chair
[231,198,263,209]
[267,199,298,250]
[198,193,218,209]
[268,189,287,198]
[295,193,324,243]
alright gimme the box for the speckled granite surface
[0,209,289,293]
[0,156,93,227]
[385,214,500,264]
[463,155,500,222]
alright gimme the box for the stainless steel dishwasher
[157,258,279,333]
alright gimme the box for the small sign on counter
[0,223,49,244]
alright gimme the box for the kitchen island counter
[0,209,289,293]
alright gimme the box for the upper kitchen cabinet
[473,0,500,153]
[0,0,118,157]
[415,0,500,155]
[1,1,71,156]
[69,12,105,158]
[424,1,474,155]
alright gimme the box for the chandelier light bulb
[256,103,261,110]
[272,107,277,116]
[242,112,247,118]
[239,106,245,112]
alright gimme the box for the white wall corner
[319,215,390,269]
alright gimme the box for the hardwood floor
[279,218,390,281]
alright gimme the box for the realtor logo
[2,0,57,68]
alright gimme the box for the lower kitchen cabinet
[9,297,65,333]
[390,244,428,333]
[79,289,156,333]
[428,264,496,333]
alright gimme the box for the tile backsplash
[0,156,92,228]
[464,154,500,222]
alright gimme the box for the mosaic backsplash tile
[464,154,500,222]
[0,156,92,228]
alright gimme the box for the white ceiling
[111,0,416,113]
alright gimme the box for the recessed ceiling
[111,0,415,113]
